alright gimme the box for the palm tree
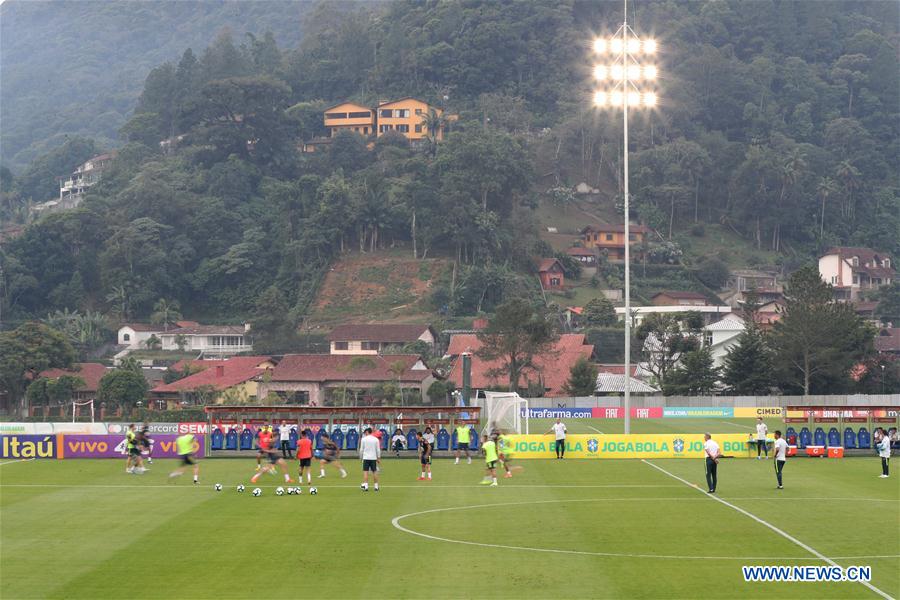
[105,285,130,319]
[774,148,806,251]
[816,176,838,238]
[421,108,447,157]
[835,160,861,220]
[150,298,182,332]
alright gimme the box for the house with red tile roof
[445,333,594,397]
[875,328,900,356]
[258,354,434,405]
[819,246,894,301]
[150,356,275,405]
[327,323,436,355]
[651,290,709,307]
[38,363,108,401]
[117,321,252,357]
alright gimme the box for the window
[379,124,392,133]
[593,234,598,241]
[326,112,348,119]
[415,124,422,133]
[704,333,713,347]
[398,109,410,117]
[348,111,370,118]
[831,276,838,284]
[123,333,130,342]
[851,256,859,266]
[415,108,423,115]
[334,341,349,350]
[380,109,393,118]
[361,341,379,351]
[550,277,561,287]
[605,234,614,241]
[396,124,409,133]
[884,259,891,268]
[363,127,369,135]
[629,233,636,241]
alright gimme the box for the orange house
[538,258,565,290]
[323,102,376,138]
[376,98,444,141]
[581,224,648,261]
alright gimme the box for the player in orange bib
[255,426,273,472]
[296,429,314,485]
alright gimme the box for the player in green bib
[498,431,518,479]
[454,424,472,464]
[168,433,200,484]
[125,424,145,474]
[480,434,499,486]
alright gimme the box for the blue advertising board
[663,407,735,418]
[522,408,594,419]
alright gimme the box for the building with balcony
[117,321,252,358]
[819,247,894,301]
[58,153,114,206]
[580,223,649,261]
[323,102,376,138]
[327,323,436,355]
[320,97,450,145]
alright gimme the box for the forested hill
[0,0,318,172]
[1,0,898,350]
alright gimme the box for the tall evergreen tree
[563,356,598,397]
[722,324,776,394]
[662,347,720,396]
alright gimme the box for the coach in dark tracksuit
[703,433,720,493]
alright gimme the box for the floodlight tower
[592,2,657,434]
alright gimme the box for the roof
[152,356,273,394]
[446,334,594,397]
[704,316,746,331]
[596,364,647,377]
[377,97,431,108]
[823,247,896,277]
[565,247,596,256]
[323,101,373,112]
[537,258,563,273]
[875,329,900,353]
[120,323,158,332]
[175,320,200,328]
[581,223,650,234]
[39,363,107,392]
[163,325,246,336]
[653,290,708,300]
[595,373,659,394]
[853,301,879,314]
[270,354,430,383]
[565,306,584,315]
[328,324,433,343]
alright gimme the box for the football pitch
[1,419,898,599]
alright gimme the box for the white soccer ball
[214,483,223,491]
[287,487,295,495]
[275,486,285,496]
[294,487,302,494]
[252,487,262,496]
[236,484,245,492]
[309,487,317,495]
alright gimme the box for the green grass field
[2,419,898,599]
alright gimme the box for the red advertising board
[591,407,663,419]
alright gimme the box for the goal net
[478,392,529,434]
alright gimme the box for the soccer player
[772,430,788,489]
[168,433,200,484]
[251,433,293,484]
[703,432,720,493]
[454,423,472,464]
[317,432,348,479]
[755,417,769,459]
[497,430,517,478]
[359,427,381,491]
[255,425,273,471]
[125,424,145,474]
[417,430,432,481]
[546,418,567,459]
[296,429,314,485]
[875,428,891,478]
[278,420,293,459]
[480,434,498,486]
[139,422,153,464]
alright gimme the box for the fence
[525,394,900,409]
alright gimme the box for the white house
[327,324,436,355]
[819,247,894,301]
[117,322,252,357]
[615,304,732,326]
[702,315,746,370]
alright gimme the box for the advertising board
[504,433,755,459]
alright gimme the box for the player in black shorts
[317,432,348,478]
[139,423,153,464]
[416,431,432,481]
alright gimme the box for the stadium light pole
[592,3,657,434]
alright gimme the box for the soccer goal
[478,391,529,434]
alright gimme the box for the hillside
[0,0,313,173]
[311,251,453,326]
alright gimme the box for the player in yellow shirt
[454,424,472,465]
[168,433,200,484]
[480,434,499,487]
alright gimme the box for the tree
[97,366,149,408]
[636,312,703,388]
[563,356,598,396]
[722,324,776,394]
[771,266,874,394]
[476,299,558,393]
[0,322,76,415]
[873,282,900,326]
[150,298,182,331]
[694,257,729,290]
[663,347,720,396]
[426,380,455,404]
[173,334,188,352]
[144,334,162,350]
[582,297,617,328]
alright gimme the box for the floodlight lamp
[643,92,658,107]
[643,39,657,54]
[610,91,624,107]
[643,65,658,80]
[627,65,642,80]
[610,65,624,81]
[593,65,608,81]
[593,91,608,107]
[610,38,624,53]
[627,92,641,106]
[593,38,608,54]
[627,38,641,54]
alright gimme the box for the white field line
[642,459,896,600]
[722,421,755,430]
[390,498,900,561]
[586,425,605,434]
[0,483,682,489]
[0,458,35,466]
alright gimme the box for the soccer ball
[236,484,245,492]
[214,483,223,491]
[287,487,295,495]
[252,487,262,496]
[275,486,285,496]
[309,487,317,495]
[294,487,302,494]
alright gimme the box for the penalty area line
[0,458,35,466]
[642,459,896,600]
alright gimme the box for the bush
[690,223,706,237]
[694,257,730,290]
